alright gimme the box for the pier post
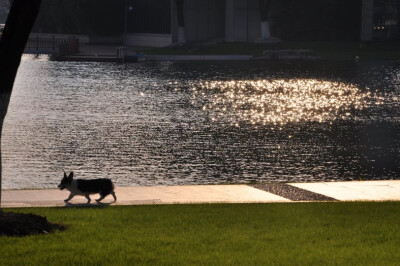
[117,46,126,62]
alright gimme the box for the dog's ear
[68,172,74,180]
[64,172,67,178]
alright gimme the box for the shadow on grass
[64,201,113,208]
[0,212,66,237]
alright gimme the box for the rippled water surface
[3,56,400,189]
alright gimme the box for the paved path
[291,180,400,201]
[60,44,254,62]
[78,44,147,56]
[2,180,400,208]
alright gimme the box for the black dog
[58,172,117,204]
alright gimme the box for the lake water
[2,56,400,189]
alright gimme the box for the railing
[26,36,58,51]
[25,36,79,56]
[58,38,79,57]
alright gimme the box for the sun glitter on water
[191,79,381,126]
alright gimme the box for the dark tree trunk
[398,0,400,38]
[259,0,272,22]
[176,0,184,27]
[0,0,42,211]
[175,0,185,44]
[258,0,272,39]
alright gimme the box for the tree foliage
[33,0,124,35]
[270,0,362,41]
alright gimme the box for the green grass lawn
[142,41,400,61]
[1,202,400,265]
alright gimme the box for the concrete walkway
[59,44,254,62]
[291,180,400,201]
[2,180,400,208]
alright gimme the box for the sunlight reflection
[191,79,382,126]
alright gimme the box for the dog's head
[58,172,73,190]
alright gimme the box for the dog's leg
[111,192,117,202]
[64,193,75,202]
[96,194,105,202]
[85,194,91,204]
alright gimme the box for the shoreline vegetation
[1,203,400,265]
[139,41,400,61]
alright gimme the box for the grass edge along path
[1,202,400,265]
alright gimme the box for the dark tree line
[33,0,125,35]
[127,0,171,34]
[29,0,364,41]
[268,0,362,41]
